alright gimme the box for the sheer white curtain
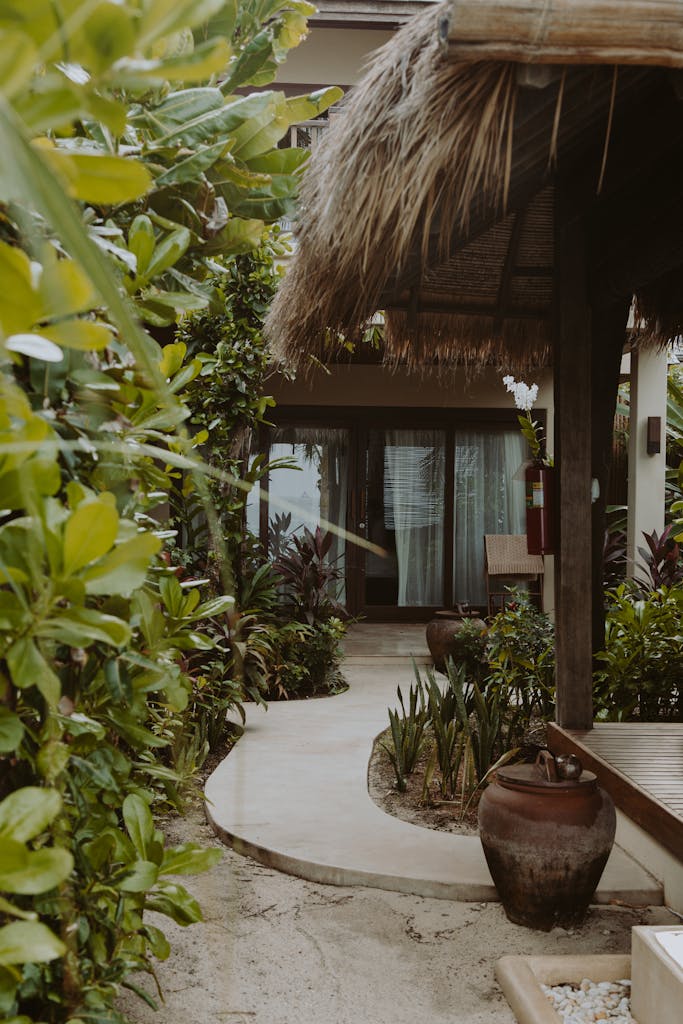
[453,429,526,606]
[384,430,445,605]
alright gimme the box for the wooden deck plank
[547,722,683,862]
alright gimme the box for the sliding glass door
[247,410,529,619]
[363,429,446,608]
[453,429,526,607]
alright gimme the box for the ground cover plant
[0,2,342,1022]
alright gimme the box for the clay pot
[425,608,485,672]
[478,751,616,931]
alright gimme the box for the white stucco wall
[276,27,393,87]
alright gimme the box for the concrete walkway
[205,660,662,905]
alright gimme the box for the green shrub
[484,592,556,720]
[264,617,347,699]
[595,583,683,721]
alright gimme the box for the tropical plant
[636,524,683,591]
[275,526,346,624]
[380,677,430,793]
[0,2,342,1021]
[484,591,556,721]
[594,583,683,721]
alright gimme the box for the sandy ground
[119,800,677,1024]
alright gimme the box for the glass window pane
[453,429,526,607]
[366,429,445,606]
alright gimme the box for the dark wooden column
[554,207,593,730]
[590,304,630,657]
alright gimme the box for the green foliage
[594,583,683,721]
[171,241,286,573]
[0,1,339,1021]
[380,677,429,793]
[382,660,520,809]
[484,592,556,720]
[262,617,347,699]
[274,526,346,625]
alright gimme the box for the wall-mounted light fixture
[647,416,661,455]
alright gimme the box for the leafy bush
[275,526,346,624]
[595,583,683,721]
[263,617,347,699]
[484,592,556,720]
[0,2,343,1021]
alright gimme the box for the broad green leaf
[155,140,231,186]
[123,793,154,859]
[4,333,63,362]
[151,91,275,149]
[0,30,38,98]
[117,859,159,893]
[62,499,119,575]
[0,456,61,509]
[145,882,202,925]
[38,247,98,319]
[0,896,34,921]
[139,290,208,316]
[103,658,132,704]
[285,87,343,124]
[247,147,308,174]
[0,921,66,965]
[41,321,113,352]
[0,788,61,842]
[277,9,309,51]
[79,1,137,73]
[0,709,23,753]
[83,532,161,597]
[127,215,156,278]
[229,93,290,161]
[14,87,82,134]
[108,709,168,749]
[149,87,223,126]
[6,638,60,707]
[0,242,40,335]
[219,28,274,95]
[203,217,264,256]
[0,841,73,895]
[188,595,235,621]
[83,92,127,135]
[143,924,171,960]
[144,227,191,280]
[37,147,153,204]
[159,342,185,378]
[159,844,222,875]
[37,607,131,648]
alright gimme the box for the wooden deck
[547,722,683,862]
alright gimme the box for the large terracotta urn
[478,751,616,931]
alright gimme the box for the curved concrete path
[205,663,662,904]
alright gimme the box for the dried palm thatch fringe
[383,310,551,374]
[265,4,518,370]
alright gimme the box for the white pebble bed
[541,978,634,1023]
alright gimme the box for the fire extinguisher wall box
[525,464,555,555]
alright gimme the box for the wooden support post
[554,210,593,730]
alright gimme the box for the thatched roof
[266,0,683,371]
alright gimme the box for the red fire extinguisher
[525,465,555,555]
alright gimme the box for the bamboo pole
[441,0,683,68]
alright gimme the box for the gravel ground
[119,801,678,1024]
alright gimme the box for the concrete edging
[495,954,632,1024]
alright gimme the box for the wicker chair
[484,534,544,617]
